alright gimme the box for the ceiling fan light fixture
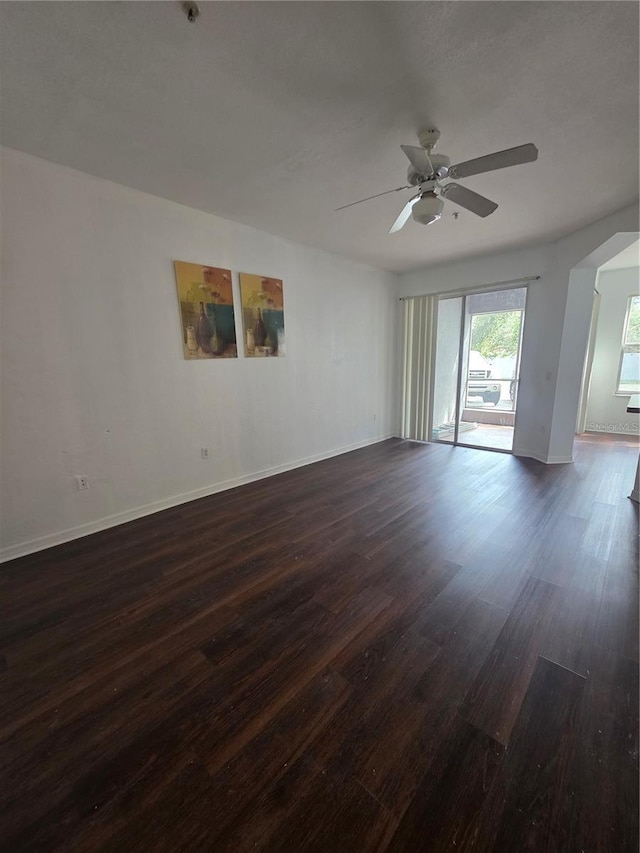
[412,193,444,226]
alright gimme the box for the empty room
[0,2,638,851]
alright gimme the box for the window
[616,295,640,395]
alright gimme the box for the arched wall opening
[548,232,639,462]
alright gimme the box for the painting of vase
[173,261,238,359]
[239,273,285,357]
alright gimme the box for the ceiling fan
[336,129,538,232]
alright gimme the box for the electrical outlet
[75,475,89,491]
[200,448,210,459]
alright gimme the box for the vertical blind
[401,295,437,441]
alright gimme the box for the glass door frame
[428,282,530,454]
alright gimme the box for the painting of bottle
[209,312,224,356]
[239,273,285,358]
[173,261,238,359]
[195,302,212,353]
[253,308,266,347]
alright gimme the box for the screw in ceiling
[183,2,200,23]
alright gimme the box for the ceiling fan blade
[440,183,498,217]
[335,185,410,211]
[389,195,420,233]
[400,145,432,177]
[449,143,538,179]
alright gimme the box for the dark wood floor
[1,435,638,851]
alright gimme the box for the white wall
[585,267,640,435]
[398,207,640,462]
[0,148,399,560]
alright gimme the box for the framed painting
[239,273,285,357]
[173,261,237,359]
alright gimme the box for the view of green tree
[625,295,640,345]
[470,311,522,359]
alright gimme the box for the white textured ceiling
[1,1,638,273]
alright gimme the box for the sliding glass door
[430,286,527,453]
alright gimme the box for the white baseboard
[0,433,394,563]
[585,429,640,437]
[545,454,574,464]
[513,448,574,464]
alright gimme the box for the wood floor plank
[64,668,354,853]
[201,586,394,777]
[385,721,504,852]
[417,540,507,645]
[460,576,559,745]
[582,501,620,562]
[540,551,608,676]
[370,598,509,817]
[308,631,440,791]
[594,548,639,662]
[1,650,216,849]
[215,752,396,853]
[460,655,586,852]
[84,759,225,853]
[524,512,589,588]
[204,668,352,834]
[559,648,639,852]
[334,574,448,688]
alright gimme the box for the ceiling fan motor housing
[407,153,451,185]
[412,192,444,225]
[430,154,450,177]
